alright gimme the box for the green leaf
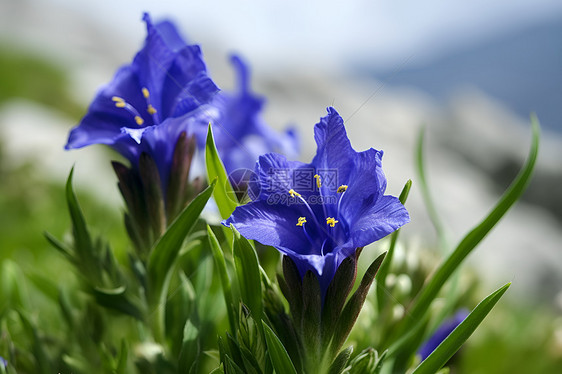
[343,348,386,374]
[232,226,263,322]
[398,117,539,338]
[416,128,446,248]
[91,286,143,320]
[178,318,200,373]
[138,152,166,237]
[146,180,215,341]
[207,225,237,333]
[328,346,353,374]
[43,231,74,262]
[280,256,303,324]
[225,355,247,374]
[65,167,98,280]
[322,256,358,344]
[147,180,216,305]
[331,252,386,356]
[263,322,298,374]
[115,339,129,374]
[301,271,322,359]
[205,123,238,219]
[412,283,511,374]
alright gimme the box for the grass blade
[397,117,539,339]
[263,322,298,374]
[207,225,237,333]
[412,283,511,374]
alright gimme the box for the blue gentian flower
[418,309,470,360]
[192,54,298,175]
[65,13,219,190]
[223,107,409,294]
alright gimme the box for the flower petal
[348,195,410,248]
[224,200,312,256]
[311,107,355,185]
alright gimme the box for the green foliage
[412,283,511,374]
[205,124,238,220]
[0,50,548,374]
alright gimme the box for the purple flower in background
[223,107,409,295]
[192,54,298,174]
[0,356,6,368]
[65,12,218,189]
[418,309,470,360]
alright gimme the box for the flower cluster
[66,12,297,200]
[224,107,410,295]
[45,11,532,374]
[65,13,218,192]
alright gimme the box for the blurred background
[1,0,561,372]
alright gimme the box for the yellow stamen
[314,174,322,189]
[326,217,339,227]
[134,116,144,125]
[296,217,307,226]
[289,189,301,198]
[115,101,126,108]
[112,96,124,102]
[142,87,150,99]
[147,104,157,115]
[337,185,348,193]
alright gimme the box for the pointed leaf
[225,355,246,374]
[331,252,386,355]
[147,180,216,305]
[232,226,263,322]
[178,318,200,373]
[206,123,238,219]
[416,128,446,246]
[91,286,143,320]
[322,255,358,344]
[116,340,129,374]
[399,117,539,338]
[263,322,298,374]
[207,225,237,332]
[412,283,511,374]
[139,152,166,236]
[328,346,353,374]
[281,256,303,324]
[301,270,322,357]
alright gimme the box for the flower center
[111,87,158,127]
[291,182,350,255]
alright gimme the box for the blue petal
[65,66,147,150]
[311,107,355,185]
[223,200,312,257]
[338,147,386,219]
[251,153,307,200]
[348,195,410,248]
[153,18,187,51]
[133,113,199,187]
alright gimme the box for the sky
[37,0,562,72]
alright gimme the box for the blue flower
[0,356,6,368]
[223,107,409,294]
[418,309,470,360]
[192,54,298,174]
[65,13,219,189]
